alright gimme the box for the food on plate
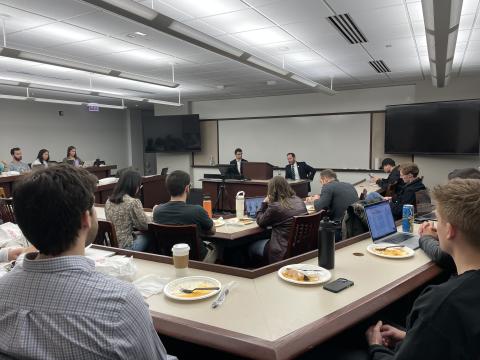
[372,247,409,257]
[239,218,253,225]
[174,282,215,299]
[282,268,319,282]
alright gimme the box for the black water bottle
[318,219,336,269]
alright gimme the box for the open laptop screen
[364,201,397,240]
[245,197,264,218]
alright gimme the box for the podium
[243,162,273,180]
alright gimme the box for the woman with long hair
[62,146,84,167]
[32,149,50,168]
[249,176,307,264]
[105,169,151,251]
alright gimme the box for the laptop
[364,200,420,250]
[245,197,264,218]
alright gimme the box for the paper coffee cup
[172,243,190,277]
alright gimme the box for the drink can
[402,204,414,233]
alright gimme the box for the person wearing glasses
[229,148,248,176]
[105,170,151,251]
[153,170,216,262]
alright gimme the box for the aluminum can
[402,204,415,233]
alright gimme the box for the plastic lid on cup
[172,243,190,256]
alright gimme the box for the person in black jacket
[365,178,480,360]
[229,148,247,176]
[372,158,404,195]
[389,163,425,220]
[284,153,316,192]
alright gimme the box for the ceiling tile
[255,0,332,25]
[156,0,248,19]
[200,9,273,34]
[232,27,293,46]
[0,0,95,20]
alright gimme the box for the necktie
[292,165,296,180]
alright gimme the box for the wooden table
[91,222,441,360]
[94,175,168,207]
[84,165,117,179]
[201,178,310,212]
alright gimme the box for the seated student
[105,170,151,251]
[371,158,404,195]
[229,148,247,176]
[418,167,480,274]
[31,149,50,168]
[8,147,30,173]
[365,178,480,360]
[284,152,316,191]
[62,145,84,167]
[0,160,7,173]
[0,164,172,359]
[389,163,426,220]
[153,170,216,262]
[249,176,307,264]
[310,169,359,221]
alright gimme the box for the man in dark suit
[229,148,247,176]
[285,153,316,191]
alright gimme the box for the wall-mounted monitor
[143,114,201,153]
[385,100,480,155]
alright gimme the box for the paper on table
[85,247,116,261]
[133,274,171,298]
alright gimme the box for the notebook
[364,200,419,250]
[245,197,264,218]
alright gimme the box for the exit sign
[87,103,99,112]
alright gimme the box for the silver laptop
[364,200,419,250]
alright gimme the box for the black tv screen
[143,114,201,153]
[385,100,480,155]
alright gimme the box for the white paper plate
[278,264,331,285]
[213,219,225,227]
[164,276,221,301]
[367,243,415,259]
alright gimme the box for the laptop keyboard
[385,233,414,244]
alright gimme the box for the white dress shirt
[237,160,242,174]
[292,162,300,180]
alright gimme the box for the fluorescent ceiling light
[100,0,158,20]
[246,56,289,76]
[0,94,28,100]
[80,0,332,94]
[168,21,244,58]
[0,46,179,88]
[18,51,111,74]
[147,99,183,107]
[91,103,127,109]
[290,74,319,87]
[34,98,84,106]
[421,0,462,87]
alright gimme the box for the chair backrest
[0,198,15,223]
[285,211,324,259]
[94,220,119,248]
[0,187,6,198]
[415,189,434,216]
[148,223,201,260]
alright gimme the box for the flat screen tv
[143,114,201,153]
[385,100,480,155]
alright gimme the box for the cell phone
[323,278,354,293]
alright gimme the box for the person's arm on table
[314,185,332,212]
[418,222,456,272]
[196,207,215,235]
[256,198,278,228]
[131,199,150,231]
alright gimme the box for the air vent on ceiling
[369,60,391,73]
[327,13,367,44]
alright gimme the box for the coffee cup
[172,243,190,277]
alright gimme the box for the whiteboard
[218,114,370,169]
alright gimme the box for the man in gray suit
[311,169,359,222]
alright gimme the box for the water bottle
[235,191,245,219]
[203,195,212,218]
[209,155,215,166]
[318,218,336,269]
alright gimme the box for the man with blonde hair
[366,179,480,359]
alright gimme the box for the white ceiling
[0,0,479,105]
